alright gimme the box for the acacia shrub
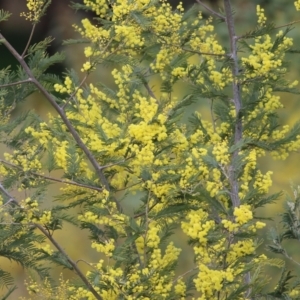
[1,0,300,299]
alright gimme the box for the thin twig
[115,181,142,192]
[100,158,130,170]
[76,259,97,269]
[181,46,229,57]
[173,267,198,283]
[0,183,14,200]
[0,79,33,88]
[62,35,115,110]
[282,249,300,268]
[62,73,88,110]
[143,190,151,267]
[0,159,103,192]
[238,19,300,40]
[134,201,159,219]
[22,24,36,58]
[210,98,216,132]
[196,0,226,21]
[274,19,300,30]
[36,224,102,300]
[0,33,121,211]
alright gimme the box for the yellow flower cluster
[174,278,186,298]
[194,263,234,299]
[83,0,109,18]
[256,5,267,26]
[239,149,256,198]
[74,241,181,299]
[179,203,267,297]
[25,122,51,146]
[188,18,230,90]
[206,180,223,197]
[226,239,255,263]
[20,0,48,22]
[171,67,188,79]
[78,191,128,235]
[234,204,253,224]
[212,140,230,165]
[92,239,115,257]
[146,222,160,248]
[221,205,265,234]
[271,133,300,160]
[4,147,41,173]
[18,197,52,225]
[76,0,157,60]
[115,25,144,48]
[295,0,300,11]
[242,35,283,78]
[54,76,73,94]
[20,275,75,300]
[253,170,273,193]
[151,48,173,75]
[182,209,215,245]
[36,243,53,255]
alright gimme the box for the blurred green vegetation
[1,0,300,298]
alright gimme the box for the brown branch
[196,0,226,21]
[223,0,252,295]
[0,33,121,211]
[223,0,241,209]
[0,159,103,192]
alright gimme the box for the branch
[143,81,156,99]
[181,47,229,57]
[0,182,103,300]
[173,267,198,283]
[223,0,241,208]
[134,199,159,219]
[224,2,251,294]
[0,33,121,211]
[281,249,300,268]
[100,155,135,171]
[196,0,226,21]
[273,19,300,30]
[0,159,103,192]
[0,183,15,202]
[22,24,36,58]
[0,79,33,88]
[35,224,102,300]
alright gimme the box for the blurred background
[1,0,300,298]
